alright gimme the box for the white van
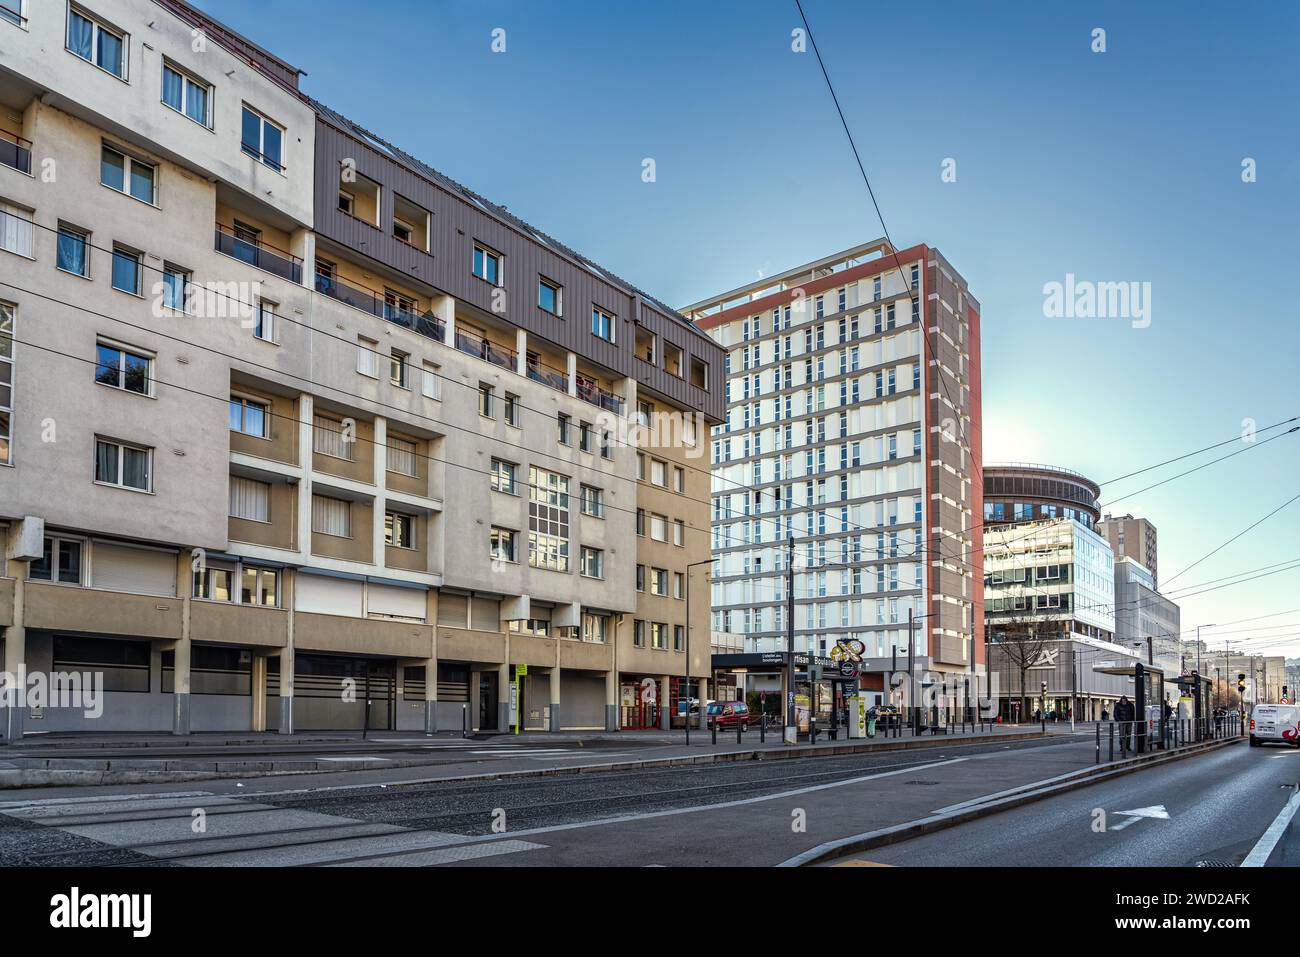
[1249,704,1300,748]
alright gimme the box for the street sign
[516,664,528,677]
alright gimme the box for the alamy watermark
[0,668,103,718]
[1042,273,1151,329]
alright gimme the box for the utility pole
[785,534,796,743]
[907,608,915,734]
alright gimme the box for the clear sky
[197,0,1300,663]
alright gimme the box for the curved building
[982,463,1101,529]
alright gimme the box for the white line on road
[1241,789,1300,867]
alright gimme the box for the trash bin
[867,717,877,738]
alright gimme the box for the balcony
[315,270,445,343]
[525,354,568,393]
[215,224,302,284]
[576,375,624,415]
[455,326,516,371]
[0,127,31,176]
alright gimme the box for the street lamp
[1196,623,1215,675]
[683,557,714,746]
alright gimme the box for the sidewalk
[0,724,1046,790]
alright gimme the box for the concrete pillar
[424,656,438,734]
[290,228,315,290]
[566,352,578,397]
[549,664,561,733]
[173,552,191,735]
[469,668,482,732]
[251,652,267,732]
[605,668,619,732]
[296,394,314,561]
[516,328,527,377]
[660,674,671,730]
[499,632,511,733]
[280,569,296,734]
[1,573,26,743]
[373,415,388,567]
[438,295,456,346]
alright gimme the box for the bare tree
[991,616,1060,722]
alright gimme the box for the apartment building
[682,241,984,703]
[1112,557,1181,675]
[0,0,722,738]
[1097,513,1159,588]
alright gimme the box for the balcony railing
[526,357,569,393]
[314,271,445,344]
[455,327,516,371]
[215,224,302,284]
[577,378,624,415]
[0,127,32,176]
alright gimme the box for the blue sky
[199,0,1300,663]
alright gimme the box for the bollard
[1095,722,1101,764]
[760,713,767,743]
[737,717,743,745]
[711,717,717,745]
[462,703,468,739]
[1108,722,1114,761]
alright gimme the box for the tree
[991,615,1060,722]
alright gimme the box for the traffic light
[1040,681,1047,696]
[1237,673,1247,694]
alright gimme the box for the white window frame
[100,145,155,205]
[253,299,277,343]
[591,306,616,343]
[538,277,562,316]
[385,511,415,549]
[229,475,270,523]
[420,361,440,400]
[356,336,378,377]
[580,545,604,580]
[229,394,270,438]
[161,60,211,128]
[95,338,153,397]
[94,437,152,492]
[472,243,502,285]
[241,104,284,171]
[311,494,351,538]
[67,5,127,79]
[0,201,34,258]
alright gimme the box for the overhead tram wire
[1161,491,1300,589]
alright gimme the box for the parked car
[706,700,750,731]
[1250,704,1300,748]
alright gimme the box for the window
[651,622,668,650]
[538,278,561,315]
[650,513,668,542]
[509,618,550,638]
[338,191,354,215]
[389,350,408,388]
[95,438,151,491]
[311,495,350,537]
[241,566,278,606]
[110,245,142,295]
[193,561,234,601]
[472,244,501,284]
[490,526,517,563]
[241,106,283,171]
[421,361,440,399]
[557,413,571,445]
[254,300,276,343]
[580,484,604,518]
[162,62,210,126]
[101,146,154,203]
[591,306,616,343]
[67,6,125,78]
[490,458,516,494]
[600,430,613,460]
[673,519,686,547]
[528,467,570,572]
[478,383,494,418]
[95,342,151,395]
[387,436,418,476]
[579,421,593,454]
[650,568,668,596]
[672,466,685,493]
[392,219,413,244]
[673,572,685,599]
[56,219,89,273]
[581,613,608,644]
[636,565,645,591]
[312,415,352,460]
[634,620,645,648]
[0,0,25,26]
[0,202,32,258]
[161,263,191,312]
[356,336,378,377]
[229,396,268,437]
[229,476,270,522]
[650,458,667,487]
[674,625,685,651]
[29,536,83,584]
[504,393,519,427]
[580,546,604,579]
[385,511,415,549]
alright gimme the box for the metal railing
[526,357,569,393]
[0,126,31,176]
[576,378,624,414]
[314,271,444,344]
[1096,715,1243,762]
[215,225,302,284]
[455,327,516,371]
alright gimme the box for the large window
[162,62,210,127]
[241,105,283,171]
[95,341,151,395]
[29,536,83,584]
[229,396,269,437]
[528,467,570,572]
[311,494,350,538]
[591,306,616,343]
[0,202,33,258]
[472,243,501,284]
[95,437,151,491]
[56,223,90,276]
[101,146,155,204]
[581,613,609,644]
[68,6,126,78]
[229,476,270,522]
[193,559,278,606]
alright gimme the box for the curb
[0,729,1047,791]
[779,735,1243,866]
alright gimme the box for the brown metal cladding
[312,118,724,422]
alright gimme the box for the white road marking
[932,766,1101,814]
[318,756,391,762]
[330,839,547,867]
[1115,804,1170,820]
[1242,789,1300,867]
[468,749,572,755]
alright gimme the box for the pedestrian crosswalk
[0,792,546,867]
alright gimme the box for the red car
[706,701,750,731]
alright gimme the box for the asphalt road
[836,739,1300,867]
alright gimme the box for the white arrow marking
[1116,805,1171,820]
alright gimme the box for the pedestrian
[1101,705,1110,722]
[1115,695,1135,753]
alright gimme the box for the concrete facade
[0,0,722,739]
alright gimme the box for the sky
[197,0,1300,664]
